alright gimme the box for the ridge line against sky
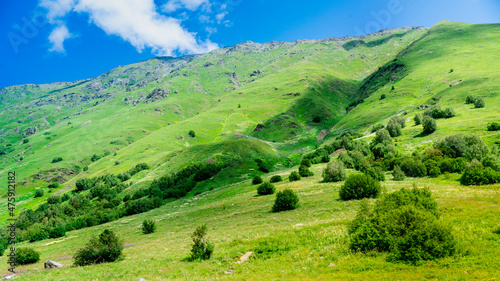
[1,0,499,88]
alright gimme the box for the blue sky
[1,0,499,88]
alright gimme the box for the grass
[3,163,499,280]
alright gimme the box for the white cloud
[162,0,208,13]
[215,11,227,24]
[199,14,211,23]
[48,24,72,52]
[40,0,219,56]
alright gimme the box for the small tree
[289,171,301,182]
[340,173,381,201]
[422,116,437,134]
[322,161,346,182]
[188,130,196,138]
[49,227,66,239]
[465,95,475,104]
[252,175,263,185]
[272,189,299,212]
[257,182,275,196]
[34,189,44,198]
[142,219,156,234]
[301,159,312,167]
[270,175,282,183]
[47,195,60,204]
[299,165,314,177]
[393,165,405,181]
[474,97,485,108]
[414,114,422,126]
[487,122,500,132]
[189,225,214,261]
[74,229,123,266]
[16,248,40,265]
[51,157,63,163]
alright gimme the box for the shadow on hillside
[413,131,434,138]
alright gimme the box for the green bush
[465,95,475,104]
[255,158,272,173]
[300,159,312,167]
[422,116,437,134]
[392,165,405,181]
[340,173,381,201]
[364,167,386,182]
[47,195,60,204]
[338,152,354,168]
[272,189,299,212]
[48,182,59,189]
[321,155,331,163]
[372,129,392,147]
[298,165,314,177]
[270,175,282,183]
[23,138,29,144]
[61,193,70,202]
[51,157,63,163]
[482,155,500,171]
[414,114,422,126]
[474,97,485,108]
[348,188,455,264]
[74,229,123,266]
[49,227,66,239]
[188,130,196,138]
[16,248,40,265]
[142,219,156,234]
[371,124,385,133]
[288,171,301,182]
[460,167,500,185]
[257,182,275,196]
[487,122,500,131]
[34,189,44,198]
[189,225,214,261]
[322,161,346,182]
[252,175,263,185]
[29,231,49,242]
[400,158,427,178]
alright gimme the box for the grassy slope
[3,164,499,280]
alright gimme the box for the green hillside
[0,21,499,280]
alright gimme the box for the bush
[34,189,44,198]
[321,155,331,163]
[372,129,392,146]
[23,138,29,144]
[482,155,500,171]
[364,167,385,181]
[47,195,60,204]
[474,97,485,108]
[414,114,422,126]
[51,157,63,163]
[49,227,66,239]
[322,161,346,182]
[74,229,123,266]
[61,193,70,202]
[340,174,381,201]
[348,188,455,264]
[393,165,405,181]
[299,165,314,177]
[188,130,196,137]
[48,182,59,189]
[371,124,385,133]
[424,106,455,119]
[460,167,500,185]
[16,248,40,265]
[465,95,475,104]
[29,231,49,242]
[422,116,437,134]
[386,116,403,138]
[428,166,441,178]
[380,94,386,100]
[487,122,500,132]
[142,219,156,234]
[270,175,282,183]
[255,158,272,173]
[257,182,275,196]
[252,175,263,185]
[301,159,312,167]
[400,158,427,177]
[189,225,214,261]
[272,189,299,212]
[288,171,301,182]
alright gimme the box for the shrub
[129,163,150,176]
[364,167,386,181]
[474,97,485,108]
[386,116,404,138]
[322,161,346,182]
[29,231,49,242]
[338,152,354,168]
[422,116,437,134]
[424,106,455,119]
[270,175,282,183]
[142,219,156,234]
[288,171,301,182]
[34,189,44,198]
[348,188,455,264]
[487,122,500,132]
[188,130,196,137]
[428,166,441,178]
[23,138,29,144]
[51,157,63,163]
[16,248,40,265]
[47,195,60,204]
[257,182,275,196]
[49,227,66,239]
[299,165,314,177]
[414,114,422,126]
[482,155,500,171]
[443,108,455,118]
[340,173,381,201]
[74,229,123,266]
[393,165,405,181]
[272,189,299,212]
[321,155,331,163]
[371,124,385,133]
[372,129,392,146]
[48,182,59,189]
[400,158,427,177]
[465,95,475,104]
[460,167,500,185]
[380,94,386,100]
[189,225,214,261]
[252,175,263,185]
[123,194,131,202]
[300,159,312,167]
[61,193,70,202]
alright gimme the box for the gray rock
[44,260,64,269]
[224,269,235,274]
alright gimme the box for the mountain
[0,21,499,280]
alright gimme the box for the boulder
[44,260,64,269]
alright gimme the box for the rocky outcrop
[44,260,64,269]
[144,87,170,103]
